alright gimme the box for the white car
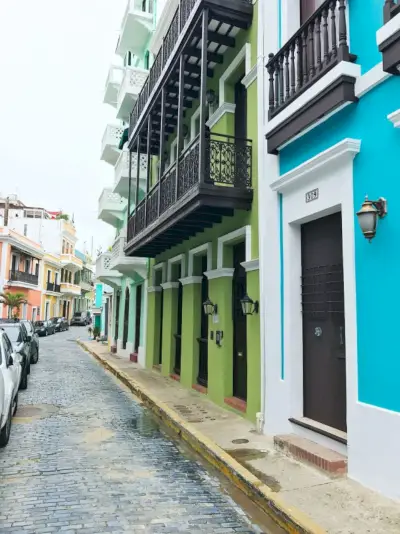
[0,329,21,447]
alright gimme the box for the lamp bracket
[371,197,387,218]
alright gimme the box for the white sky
[0,0,126,256]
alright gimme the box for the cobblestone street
[0,329,265,534]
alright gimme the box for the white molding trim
[179,276,203,286]
[265,62,361,136]
[206,103,236,129]
[241,259,259,272]
[188,242,212,276]
[217,226,252,268]
[355,62,391,98]
[205,268,234,280]
[241,64,257,89]
[147,286,162,293]
[167,253,186,281]
[149,0,179,55]
[388,109,400,128]
[161,282,179,290]
[271,138,361,193]
[152,261,167,285]
[376,12,400,46]
[219,43,251,106]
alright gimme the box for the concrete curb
[78,340,326,534]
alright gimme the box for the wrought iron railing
[266,0,350,119]
[129,0,252,136]
[384,0,400,22]
[127,133,252,241]
[10,270,38,285]
[46,282,61,292]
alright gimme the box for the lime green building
[123,0,260,421]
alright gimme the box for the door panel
[197,255,208,387]
[123,288,129,350]
[135,285,142,353]
[158,289,164,365]
[232,243,247,401]
[301,212,347,431]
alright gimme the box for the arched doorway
[122,287,130,350]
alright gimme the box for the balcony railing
[129,0,252,135]
[266,0,351,119]
[9,270,38,285]
[384,0,400,23]
[47,282,61,292]
[127,133,252,241]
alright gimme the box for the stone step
[274,433,347,475]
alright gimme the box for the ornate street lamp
[240,294,259,316]
[203,298,217,316]
[356,196,387,241]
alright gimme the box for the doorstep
[78,340,400,534]
[274,434,347,476]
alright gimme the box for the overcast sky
[0,0,126,256]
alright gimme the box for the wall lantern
[203,298,217,316]
[240,294,259,316]
[206,89,216,106]
[356,196,387,242]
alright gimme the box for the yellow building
[40,253,62,320]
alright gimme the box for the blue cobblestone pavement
[0,329,264,534]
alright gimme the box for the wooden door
[301,212,347,431]
[123,288,129,350]
[135,285,142,352]
[115,292,121,342]
[174,269,183,375]
[197,255,209,387]
[158,288,164,365]
[232,243,247,401]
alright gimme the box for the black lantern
[356,196,387,242]
[203,298,217,316]
[206,89,216,106]
[240,294,259,316]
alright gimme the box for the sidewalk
[78,340,400,534]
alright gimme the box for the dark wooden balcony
[47,282,61,293]
[9,270,39,286]
[265,0,358,154]
[381,1,400,75]
[129,0,253,140]
[125,133,253,257]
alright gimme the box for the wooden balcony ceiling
[134,1,252,152]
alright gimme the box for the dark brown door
[115,292,121,341]
[235,78,247,140]
[135,285,142,353]
[174,270,183,375]
[232,242,247,401]
[123,288,130,350]
[301,212,347,432]
[157,288,163,365]
[300,0,324,24]
[104,302,109,337]
[197,255,208,387]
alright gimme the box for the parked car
[0,329,21,447]
[0,322,31,390]
[70,312,90,326]
[50,317,69,332]
[34,320,56,337]
[21,320,39,365]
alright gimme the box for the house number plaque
[305,188,319,203]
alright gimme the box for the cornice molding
[161,282,179,290]
[270,138,361,193]
[204,268,234,280]
[147,286,162,293]
[241,259,259,272]
[179,276,203,286]
[388,109,400,128]
[241,64,257,89]
[206,103,236,130]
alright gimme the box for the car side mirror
[7,356,14,367]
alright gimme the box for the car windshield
[34,321,45,327]
[50,318,59,324]
[2,326,22,344]
[73,312,82,317]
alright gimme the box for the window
[11,255,17,271]
[47,270,51,283]
[45,302,49,320]
[22,303,27,320]
[25,258,31,273]
[23,224,27,236]
[144,51,150,70]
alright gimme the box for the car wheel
[45,330,48,337]
[20,369,28,390]
[0,406,12,448]
[33,349,39,364]
[13,394,18,416]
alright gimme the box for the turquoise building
[258,0,400,500]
